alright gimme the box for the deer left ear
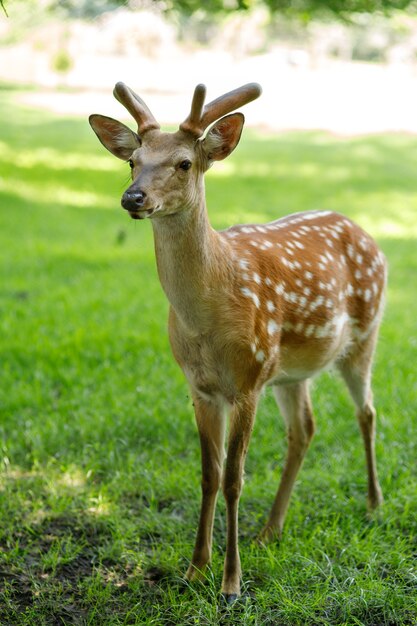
[202,113,244,162]
[89,114,141,160]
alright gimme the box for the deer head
[89,82,261,220]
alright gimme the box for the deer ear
[202,113,244,162]
[89,114,140,160]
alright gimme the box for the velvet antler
[180,82,262,137]
[113,82,160,135]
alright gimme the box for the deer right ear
[89,114,141,160]
[201,113,244,162]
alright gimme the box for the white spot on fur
[255,350,265,363]
[284,292,298,303]
[315,323,331,338]
[310,295,324,310]
[295,321,304,333]
[267,319,280,335]
[240,287,260,308]
[333,311,349,334]
[305,324,315,337]
[266,300,275,312]
[359,237,369,251]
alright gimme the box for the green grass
[1,85,417,625]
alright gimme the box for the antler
[113,82,160,135]
[180,82,262,138]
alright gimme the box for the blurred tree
[165,0,417,19]
[261,0,416,19]
[1,0,416,19]
[49,0,124,18]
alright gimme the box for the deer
[89,81,386,603]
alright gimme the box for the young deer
[89,82,386,602]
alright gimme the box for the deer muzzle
[121,189,154,219]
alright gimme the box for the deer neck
[151,196,225,331]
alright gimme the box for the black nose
[121,190,147,211]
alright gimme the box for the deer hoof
[185,563,206,583]
[368,488,384,511]
[257,525,282,545]
[222,592,239,605]
[221,591,252,606]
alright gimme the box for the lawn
[0,85,417,625]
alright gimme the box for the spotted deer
[89,82,386,602]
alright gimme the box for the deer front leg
[186,394,226,582]
[221,394,257,601]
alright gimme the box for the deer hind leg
[336,328,383,510]
[186,394,226,582]
[259,380,315,544]
[221,393,258,601]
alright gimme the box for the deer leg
[337,331,383,510]
[221,394,258,601]
[186,395,226,582]
[259,381,315,543]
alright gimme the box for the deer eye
[128,159,134,169]
[179,159,192,171]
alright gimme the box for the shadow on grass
[0,471,185,624]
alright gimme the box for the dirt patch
[0,514,125,623]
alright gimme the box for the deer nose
[121,190,147,211]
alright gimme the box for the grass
[0,84,417,625]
